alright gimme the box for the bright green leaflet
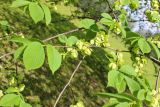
[115,102,129,107]
[47,45,62,74]
[41,4,51,25]
[137,89,146,100]
[58,35,68,43]
[20,101,32,107]
[0,94,21,106]
[66,36,79,46]
[14,45,26,60]
[101,13,112,20]
[97,93,133,101]
[119,64,137,76]
[124,76,141,94]
[11,0,30,8]
[29,2,44,23]
[108,70,119,87]
[5,87,19,94]
[138,38,151,53]
[23,42,45,70]
[10,36,31,45]
[80,19,95,29]
[148,40,160,59]
[116,73,126,93]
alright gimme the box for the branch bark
[43,28,81,42]
[53,57,84,107]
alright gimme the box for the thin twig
[0,52,13,59]
[53,57,84,107]
[43,28,80,42]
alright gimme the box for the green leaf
[119,65,136,76]
[148,40,160,59]
[41,4,51,25]
[0,94,21,106]
[29,2,44,23]
[20,101,32,107]
[138,38,151,53]
[47,45,62,74]
[23,42,45,70]
[97,93,133,101]
[14,45,26,60]
[11,0,30,8]
[100,18,113,26]
[126,31,141,40]
[5,87,19,94]
[103,98,119,107]
[58,35,68,43]
[137,89,146,100]
[80,19,95,29]
[10,37,31,45]
[108,70,119,87]
[121,0,131,5]
[115,102,129,107]
[124,76,141,94]
[66,36,78,46]
[116,73,126,93]
[101,13,112,20]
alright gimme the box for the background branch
[53,57,84,107]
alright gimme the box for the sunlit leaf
[23,42,45,70]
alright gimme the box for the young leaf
[97,93,133,101]
[10,37,31,45]
[29,2,44,23]
[115,102,129,107]
[0,94,21,106]
[80,19,95,29]
[20,101,32,107]
[137,89,146,100]
[138,38,151,54]
[119,65,136,76]
[47,45,62,74]
[23,42,45,70]
[148,40,160,59]
[101,13,112,20]
[41,4,51,25]
[11,0,30,8]
[108,70,119,87]
[124,76,141,94]
[116,73,126,93]
[58,35,68,43]
[66,36,78,46]
[14,45,26,60]
[5,87,19,94]
[100,18,113,26]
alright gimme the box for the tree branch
[43,28,81,42]
[53,57,84,107]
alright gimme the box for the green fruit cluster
[151,0,159,10]
[76,40,92,56]
[133,57,147,76]
[67,48,78,58]
[90,31,110,47]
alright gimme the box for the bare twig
[43,28,80,42]
[53,57,84,107]
[149,56,160,65]
[0,52,13,59]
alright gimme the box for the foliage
[0,0,160,106]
